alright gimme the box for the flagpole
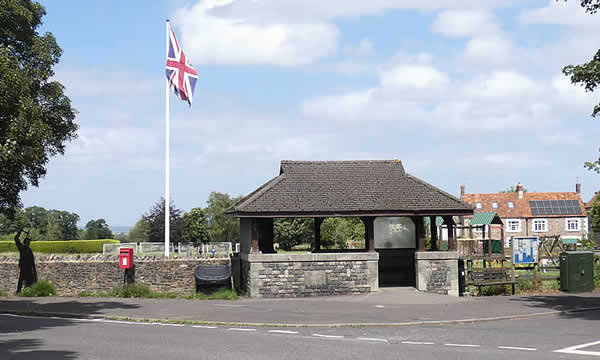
[165,19,170,258]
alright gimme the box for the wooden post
[361,217,375,252]
[430,216,438,251]
[314,218,323,252]
[445,216,457,251]
[415,216,426,251]
[251,219,259,254]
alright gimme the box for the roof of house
[470,212,503,225]
[462,191,587,218]
[227,160,474,217]
[585,192,599,209]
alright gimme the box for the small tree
[84,219,113,239]
[183,208,209,244]
[274,218,314,251]
[143,198,184,244]
[321,218,363,249]
[129,218,150,243]
[205,192,241,243]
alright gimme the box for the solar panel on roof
[528,199,582,215]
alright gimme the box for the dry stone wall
[0,255,229,296]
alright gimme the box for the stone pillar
[415,216,425,251]
[313,218,323,252]
[430,216,438,251]
[444,216,457,251]
[361,217,375,252]
[415,251,459,296]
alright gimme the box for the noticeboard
[512,237,538,264]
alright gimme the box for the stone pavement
[1,287,599,326]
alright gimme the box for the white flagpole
[165,20,171,257]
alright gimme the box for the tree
[84,218,113,239]
[49,209,79,240]
[143,198,184,244]
[0,1,78,216]
[183,207,209,244]
[499,186,528,193]
[205,192,241,243]
[45,221,62,241]
[23,206,48,233]
[0,208,29,235]
[321,218,363,249]
[128,218,150,243]
[274,218,314,251]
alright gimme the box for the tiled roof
[228,160,474,217]
[585,192,600,209]
[462,191,587,218]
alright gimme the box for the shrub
[0,289,8,296]
[185,288,238,300]
[0,239,120,253]
[18,280,56,297]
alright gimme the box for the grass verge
[18,280,56,297]
[184,288,238,300]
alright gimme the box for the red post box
[119,248,133,269]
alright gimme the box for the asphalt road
[1,311,599,359]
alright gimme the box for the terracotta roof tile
[463,191,587,218]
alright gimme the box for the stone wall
[239,252,379,298]
[0,255,229,296]
[415,251,458,297]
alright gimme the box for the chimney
[576,183,581,195]
[460,184,465,199]
[516,182,524,199]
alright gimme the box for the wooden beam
[360,217,375,252]
[314,218,323,252]
[415,216,426,251]
[430,216,438,251]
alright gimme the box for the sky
[20,0,600,227]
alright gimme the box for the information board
[512,236,538,264]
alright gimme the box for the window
[492,202,498,209]
[532,219,547,232]
[506,219,521,232]
[565,218,581,231]
[475,202,482,209]
[507,201,514,208]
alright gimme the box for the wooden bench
[468,268,516,295]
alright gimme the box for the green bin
[560,251,594,293]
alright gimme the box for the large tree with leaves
[183,207,209,244]
[0,1,78,217]
[205,192,241,243]
[143,198,184,244]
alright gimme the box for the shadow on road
[510,294,600,321]
[0,298,141,358]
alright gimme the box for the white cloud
[431,10,499,37]
[173,0,338,66]
[462,35,514,66]
[520,0,600,27]
[379,64,449,90]
[552,75,598,111]
[463,70,540,101]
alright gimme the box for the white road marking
[228,328,256,332]
[444,343,480,348]
[554,340,600,356]
[268,330,299,334]
[192,325,217,329]
[357,337,388,343]
[498,346,537,351]
[312,334,344,339]
[375,305,385,308]
[154,323,185,327]
[402,341,434,345]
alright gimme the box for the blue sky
[22,0,600,227]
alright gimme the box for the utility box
[560,251,594,293]
[119,248,134,269]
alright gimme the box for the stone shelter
[461,182,588,246]
[227,160,473,297]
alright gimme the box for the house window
[506,219,521,232]
[492,202,498,209]
[566,218,581,231]
[532,219,547,232]
[475,202,482,209]
[507,201,514,208]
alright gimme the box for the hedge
[0,239,120,254]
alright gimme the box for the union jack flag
[166,22,198,105]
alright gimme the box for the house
[460,183,588,245]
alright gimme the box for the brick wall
[0,255,229,296]
[239,253,379,298]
